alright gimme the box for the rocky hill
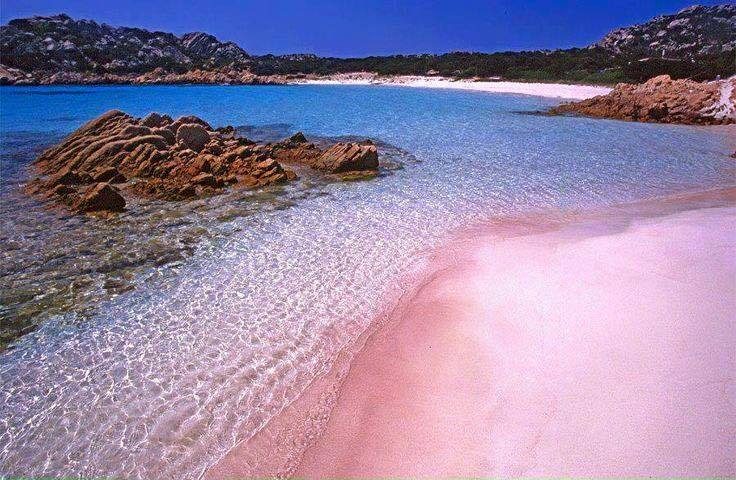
[0,13,251,74]
[594,4,736,59]
[1,5,734,85]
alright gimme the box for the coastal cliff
[550,75,736,125]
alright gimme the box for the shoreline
[290,74,612,100]
[0,73,612,100]
[206,186,736,479]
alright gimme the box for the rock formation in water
[28,110,379,214]
[269,133,379,173]
[549,75,736,125]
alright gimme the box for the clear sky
[0,0,730,57]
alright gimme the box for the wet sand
[208,192,736,478]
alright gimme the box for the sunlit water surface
[0,85,733,478]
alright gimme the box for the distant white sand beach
[292,73,612,100]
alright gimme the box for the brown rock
[50,184,77,196]
[269,137,321,165]
[205,143,223,156]
[216,126,236,137]
[153,127,176,145]
[313,143,379,173]
[177,184,197,198]
[188,156,212,175]
[48,166,80,186]
[73,183,126,213]
[550,75,735,125]
[287,132,307,144]
[191,172,218,187]
[91,166,126,183]
[170,115,212,133]
[176,123,211,152]
[141,112,172,128]
[30,109,381,215]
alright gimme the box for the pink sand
[292,205,736,478]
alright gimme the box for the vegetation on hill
[250,49,734,84]
[1,5,734,85]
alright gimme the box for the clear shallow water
[0,85,734,479]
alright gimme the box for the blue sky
[0,0,730,56]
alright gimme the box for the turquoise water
[0,85,734,479]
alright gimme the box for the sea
[0,84,733,478]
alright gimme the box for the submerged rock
[549,75,736,125]
[29,110,381,215]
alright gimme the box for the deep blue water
[0,84,734,479]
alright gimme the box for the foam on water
[0,85,734,478]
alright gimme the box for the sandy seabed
[208,189,736,479]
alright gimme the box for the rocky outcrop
[0,63,26,84]
[0,14,250,74]
[0,13,300,85]
[594,5,736,59]
[28,110,380,214]
[264,134,378,174]
[176,123,211,151]
[312,142,379,173]
[73,183,126,213]
[550,75,736,125]
[0,13,305,85]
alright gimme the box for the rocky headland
[550,75,736,124]
[28,110,379,215]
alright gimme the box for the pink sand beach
[208,190,736,479]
